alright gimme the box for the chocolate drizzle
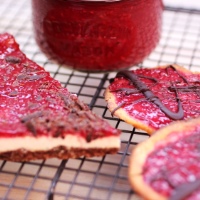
[168,65,188,83]
[21,111,44,123]
[115,67,184,120]
[21,111,44,136]
[5,56,21,64]
[169,179,200,200]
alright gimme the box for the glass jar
[31,0,163,72]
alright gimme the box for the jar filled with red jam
[32,0,163,72]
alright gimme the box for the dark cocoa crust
[0,147,119,162]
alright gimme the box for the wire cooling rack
[0,1,200,200]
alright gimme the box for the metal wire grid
[0,0,200,200]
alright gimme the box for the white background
[164,0,200,9]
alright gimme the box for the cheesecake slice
[0,33,120,161]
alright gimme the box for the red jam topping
[31,0,163,72]
[109,67,200,130]
[143,126,200,200]
[0,33,120,138]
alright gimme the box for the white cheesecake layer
[0,135,120,152]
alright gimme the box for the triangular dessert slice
[0,33,120,161]
[105,65,200,134]
[129,117,200,200]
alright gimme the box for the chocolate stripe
[116,70,184,120]
[169,179,200,200]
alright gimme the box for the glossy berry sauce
[32,0,163,72]
[0,33,120,139]
[143,126,200,200]
[109,67,200,130]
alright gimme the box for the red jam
[109,67,200,130]
[143,126,200,199]
[31,0,163,72]
[0,33,120,138]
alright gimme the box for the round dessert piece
[104,65,200,134]
[129,117,200,200]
